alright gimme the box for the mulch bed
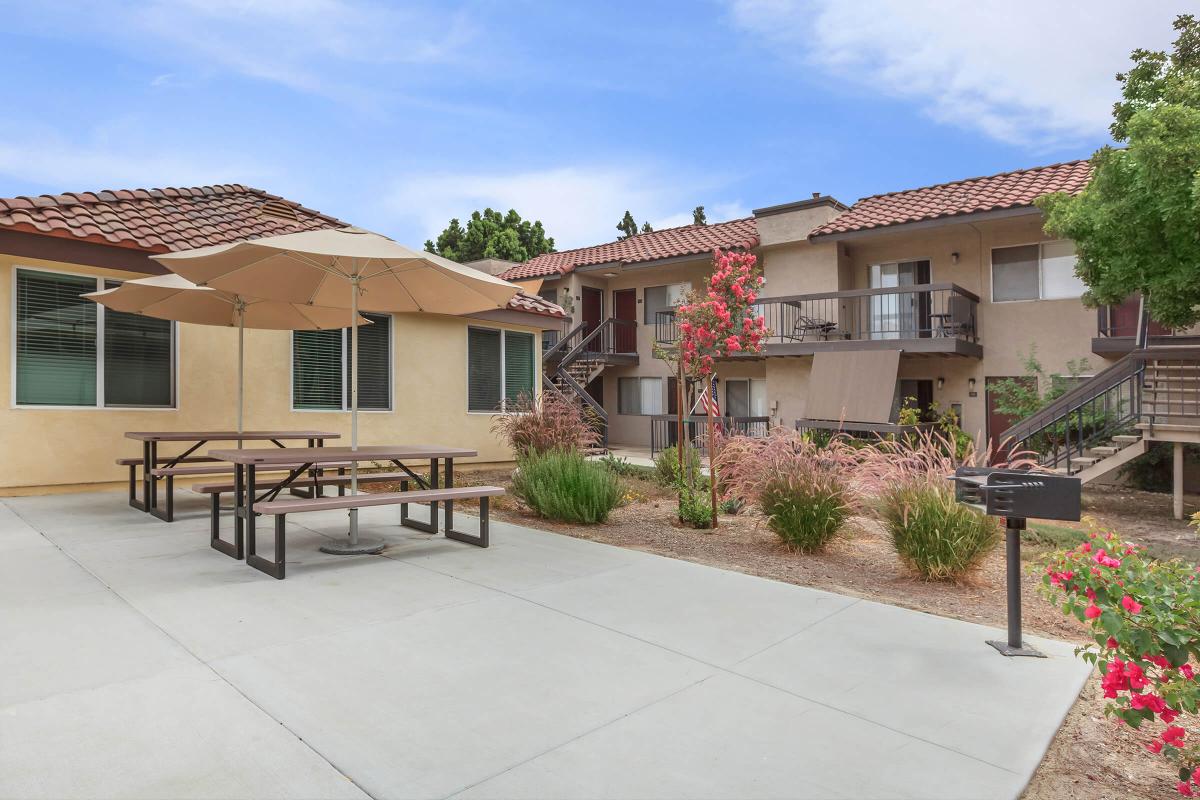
[370,469,1195,799]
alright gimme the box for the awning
[512,278,544,295]
[805,350,901,423]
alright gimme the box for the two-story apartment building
[506,159,1166,454]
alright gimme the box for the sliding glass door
[869,260,930,339]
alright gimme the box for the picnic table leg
[233,463,246,558]
[245,463,257,563]
[444,458,453,532]
[429,457,439,532]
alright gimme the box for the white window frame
[465,326,538,415]
[989,240,1082,303]
[289,312,394,413]
[11,265,178,411]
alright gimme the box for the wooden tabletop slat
[125,430,340,442]
[208,445,478,465]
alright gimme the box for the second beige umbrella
[83,273,366,434]
[156,226,519,554]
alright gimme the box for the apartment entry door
[869,259,930,339]
[613,289,637,353]
[985,376,1035,459]
[582,286,603,353]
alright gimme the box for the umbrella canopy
[153,226,520,554]
[81,273,362,330]
[155,226,517,314]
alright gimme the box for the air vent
[260,199,299,222]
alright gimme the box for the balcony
[1092,298,1200,357]
[656,283,982,358]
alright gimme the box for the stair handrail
[542,321,588,364]
[561,317,617,366]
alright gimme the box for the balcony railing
[656,283,980,349]
[649,414,769,457]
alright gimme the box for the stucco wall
[0,253,541,490]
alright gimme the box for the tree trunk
[677,359,685,474]
[707,385,718,529]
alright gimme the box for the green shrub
[654,445,701,486]
[878,482,1001,580]
[511,449,622,524]
[759,476,851,552]
[677,478,713,528]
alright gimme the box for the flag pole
[708,375,718,529]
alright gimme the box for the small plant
[715,428,858,550]
[877,482,1000,579]
[598,453,636,476]
[511,449,622,524]
[719,496,743,515]
[492,392,601,456]
[759,475,851,552]
[1038,523,1200,793]
[654,445,701,487]
[677,477,713,529]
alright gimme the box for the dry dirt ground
[372,469,1198,800]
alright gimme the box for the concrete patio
[1,490,1090,800]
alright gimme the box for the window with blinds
[292,313,391,411]
[468,327,535,413]
[15,269,174,407]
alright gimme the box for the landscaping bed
[371,468,1194,799]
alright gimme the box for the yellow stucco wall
[0,253,539,490]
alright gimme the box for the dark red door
[613,289,636,353]
[1106,295,1171,338]
[986,376,1036,460]
[582,287,603,352]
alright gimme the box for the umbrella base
[319,538,385,555]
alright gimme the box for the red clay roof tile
[498,217,760,281]
[810,160,1092,238]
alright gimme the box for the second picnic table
[207,444,478,562]
[124,430,340,522]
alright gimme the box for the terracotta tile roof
[499,217,760,280]
[810,159,1093,238]
[0,182,554,319]
[508,290,566,319]
[0,184,347,252]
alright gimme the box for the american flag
[699,377,719,416]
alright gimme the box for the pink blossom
[1085,603,1102,619]
[1162,726,1187,748]
[1120,595,1143,614]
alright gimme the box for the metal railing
[999,347,1200,471]
[649,415,769,457]
[541,318,639,450]
[794,419,937,440]
[655,283,979,346]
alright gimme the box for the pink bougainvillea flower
[1160,708,1178,724]
[1113,594,1142,614]
[1181,664,1195,680]
[1192,767,1200,785]
[1146,739,1164,754]
[1177,781,1194,797]
[1080,542,1092,553]
[1085,603,1102,619]
[1162,726,1187,747]
[1105,637,1119,649]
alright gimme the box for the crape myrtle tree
[1037,14,1200,330]
[424,208,555,264]
[672,249,767,527]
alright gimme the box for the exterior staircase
[1000,346,1200,485]
[542,317,638,451]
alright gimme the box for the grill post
[985,517,1045,658]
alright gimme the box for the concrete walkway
[0,490,1090,800]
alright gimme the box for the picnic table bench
[123,430,339,522]
[209,444,496,579]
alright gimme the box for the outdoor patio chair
[790,314,838,341]
[936,295,975,338]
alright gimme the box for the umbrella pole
[322,270,384,556]
[237,303,245,444]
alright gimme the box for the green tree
[616,210,639,240]
[1037,15,1200,329]
[640,221,654,234]
[425,208,554,263]
[693,205,707,225]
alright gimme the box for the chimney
[811,192,820,199]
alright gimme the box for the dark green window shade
[16,270,97,406]
[293,328,343,409]
[504,331,534,407]
[345,313,390,411]
[468,328,502,412]
[102,281,173,407]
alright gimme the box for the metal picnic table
[206,444,478,560]
[124,430,340,522]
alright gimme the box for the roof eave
[809,205,1044,243]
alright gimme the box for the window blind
[15,270,97,406]
[468,328,502,412]
[346,313,390,411]
[503,331,534,407]
[102,281,173,407]
[293,328,343,409]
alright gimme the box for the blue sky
[0,1,1188,250]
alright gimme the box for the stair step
[1071,457,1099,467]
[1112,434,1141,444]
[1090,446,1119,456]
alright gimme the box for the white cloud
[0,125,269,193]
[388,166,748,249]
[729,0,1180,146]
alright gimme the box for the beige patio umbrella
[83,273,366,436]
[155,226,518,554]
